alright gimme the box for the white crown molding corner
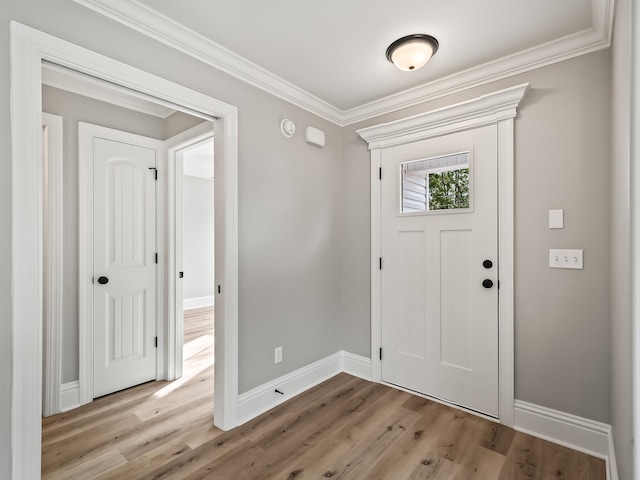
[73,0,612,127]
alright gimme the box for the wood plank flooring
[42,306,605,479]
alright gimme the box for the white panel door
[381,125,499,416]
[93,137,157,398]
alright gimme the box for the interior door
[93,136,158,398]
[381,124,499,416]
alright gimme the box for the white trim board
[341,352,372,381]
[183,296,215,310]
[357,83,527,428]
[60,381,81,413]
[42,112,64,418]
[72,0,613,126]
[42,62,177,119]
[513,400,617,480]
[237,350,618,480]
[238,352,343,426]
[238,351,371,426]
[10,22,239,480]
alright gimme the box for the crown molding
[344,21,612,125]
[72,0,344,125]
[73,0,613,127]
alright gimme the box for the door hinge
[149,167,157,180]
[379,257,382,270]
[217,285,221,294]
[155,336,158,348]
[379,167,382,180]
[155,253,158,264]
[179,271,184,278]
[379,347,382,360]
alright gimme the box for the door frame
[42,112,64,417]
[10,22,239,479]
[77,122,165,405]
[357,83,529,427]
[165,123,215,381]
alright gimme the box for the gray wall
[0,1,629,477]
[2,3,344,473]
[610,0,634,477]
[42,85,168,383]
[342,50,612,424]
[182,175,215,301]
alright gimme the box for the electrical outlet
[275,346,283,364]
[549,249,583,269]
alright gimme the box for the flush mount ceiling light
[386,34,439,71]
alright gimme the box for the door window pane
[401,152,470,213]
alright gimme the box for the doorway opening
[11,22,239,478]
[170,133,216,381]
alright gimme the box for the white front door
[92,135,159,398]
[381,124,499,416]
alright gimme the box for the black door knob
[483,260,493,269]
[482,279,493,289]
[97,276,109,285]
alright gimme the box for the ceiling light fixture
[386,34,439,72]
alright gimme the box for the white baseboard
[236,355,618,479]
[60,381,80,412]
[237,352,343,426]
[183,295,215,310]
[514,400,613,465]
[341,351,372,381]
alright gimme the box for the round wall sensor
[281,119,295,138]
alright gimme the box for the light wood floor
[43,306,605,479]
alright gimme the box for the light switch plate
[549,249,583,269]
[549,209,564,229]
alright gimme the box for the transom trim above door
[357,83,528,427]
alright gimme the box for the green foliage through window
[428,168,469,210]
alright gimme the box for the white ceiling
[73,0,613,125]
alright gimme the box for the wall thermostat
[280,119,295,137]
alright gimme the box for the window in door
[401,151,471,213]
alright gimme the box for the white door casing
[165,122,215,381]
[358,83,528,425]
[90,133,160,398]
[42,112,64,417]
[380,125,498,416]
[11,22,239,479]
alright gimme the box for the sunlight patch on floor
[152,334,214,399]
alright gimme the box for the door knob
[97,276,109,285]
[483,260,493,269]
[482,279,493,289]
